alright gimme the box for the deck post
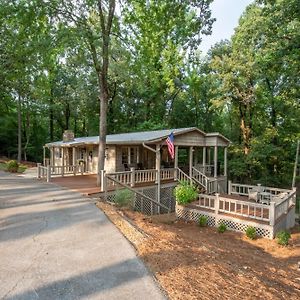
[224,147,227,177]
[37,163,41,178]
[189,146,193,181]
[202,147,206,173]
[215,193,220,215]
[269,201,275,226]
[43,146,46,166]
[100,170,106,192]
[47,165,51,182]
[214,146,218,178]
[61,147,65,177]
[174,146,178,180]
[72,147,76,175]
[155,144,161,213]
[228,180,232,195]
[130,167,135,187]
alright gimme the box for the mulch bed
[97,201,300,300]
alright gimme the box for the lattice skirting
[105,184,176,216]
[176,205,274,239]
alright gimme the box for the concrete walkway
[0,171,165,300]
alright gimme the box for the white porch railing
[196,193,270,222]
[176,167,193,183]
[105,168,176,188]
[135,169,157,183]
[227,182,296,224]
[192,167,207,189]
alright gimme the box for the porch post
[43,146,46,166]
[189,146,193,178]
[224,147,227,177]
[61,147,65,177]
[214,146,218,178]
[155,144,161,183]
[202,147,206,172]
[73,147,76,175]
[155,144,161,211]
[174,146,178,180]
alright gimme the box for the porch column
[189,146,193,178]
[202,147,206,172]
[43,146,46,166]
[72,147,76,166]
[155,144,161,182]
[214,146,218,178]
[224,147,228,177]
[61,147,65,176]
[155,144,161,210]
[128,146,131,164]
[50,147,54,166]
[73,147,76,175]
[174,146,178,180]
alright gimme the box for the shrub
[245,226,257,240]
[276,230,291,246]
[115,188,134,208]
[198,215,208,227]
[218,222,227,233]
[174,181,198,205]
[6,160,19,173]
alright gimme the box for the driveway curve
[0,171,165,300]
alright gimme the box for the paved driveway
[0,171,165,300]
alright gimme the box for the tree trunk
[96,0,115,186]
[17,94,22,163]
[50,86,54,141]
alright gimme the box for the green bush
[245,226,257,240]
[174,181,198,205]
[115,188,134,208]
[6,160,19,173]
[198,215,208,227]
[218,223,227,233]
[276,230,291,246]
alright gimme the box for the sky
[200,0,254,53]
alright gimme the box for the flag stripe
[166,133,175,159]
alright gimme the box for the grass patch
[0,162,7,171]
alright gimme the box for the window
[121,148,128,164]
[121,147,138,165]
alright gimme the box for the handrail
[191,167,207,189]
[105,174,171,213]
[176,167,193,182]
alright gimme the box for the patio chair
[123,163,130,171]
[248,186,265,202]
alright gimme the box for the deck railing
[227,182,296,224]
[196,193,270,222]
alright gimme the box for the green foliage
[245,226,257,240]
[174,181,198,205]
[114,189,134,208]
[276,230,291,246]
[6,160,19,173]
[218,223,227,233]
[198,215,208,227]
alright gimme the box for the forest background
[0,0,299,187]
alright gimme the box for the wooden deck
[51,174,175,196]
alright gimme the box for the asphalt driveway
[0,170,165,300]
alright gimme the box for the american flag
[166,132,175,159]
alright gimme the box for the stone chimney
[63,130,74,142]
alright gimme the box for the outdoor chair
[248,185,265,202]
[123,163,130,171]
